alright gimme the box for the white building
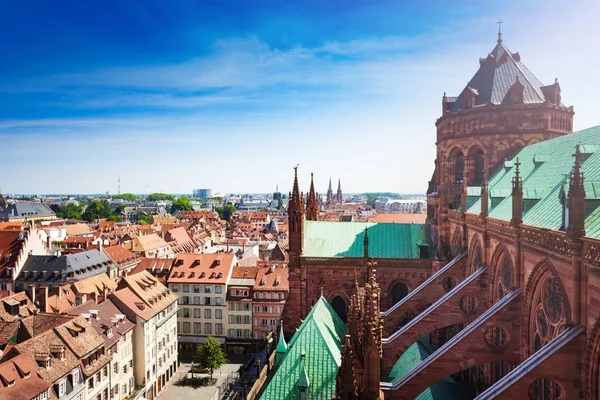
[110,271,178,399]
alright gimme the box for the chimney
[28,284,36,305]
[58,286,63,299]
[90,291,97,303]
[46,235,51,250]
[96,241,103,252]
[39,286,49,313]
[103,286,109,303]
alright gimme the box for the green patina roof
[388,339,465,400]
[276,324,288,353]
[467,125,600,239]
[260,297,347,400]
[303,220,430,259]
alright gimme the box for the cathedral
[279,31,600,400]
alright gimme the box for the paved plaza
[157,360,244,400]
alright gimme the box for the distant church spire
[336,178,343,204]
[327,178,334,204]
[306,173,319,221]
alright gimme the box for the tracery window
[495,254,513,301]
[455,151,465,182]
[530,276,567,400]
[470,244,482,274]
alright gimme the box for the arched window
[391,282,409,306]
[530,276,567,399]
[454,151,465,182]
[331,296,347,322]
[496,253,513,301]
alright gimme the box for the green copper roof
[388,339,465,400]
[467,125,600,239]
[303,221,430,259]
[276,324,288,353]
[260,297,347,400]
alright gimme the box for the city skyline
[2,0,599,194]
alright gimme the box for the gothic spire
[327,177,334,204]
[567,145,586,240]
[336,335,358,400]
[363,227,369,259]
[511,158,523,226]
[306,173,319,221]
[336,178,343,203]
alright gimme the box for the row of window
[228,315,251,325]
[180,322,224,335]
[228,302,251,311]
[171,284,223,293]
[254,292,285,300]
[179,308,223,319]
[254,305,282,314]
[227,329,252,339]
[179,296,224,306]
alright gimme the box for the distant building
[0,202,56,222]
[374,198,426,214]
[192,189,212,199]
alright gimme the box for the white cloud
[2,0,600,194]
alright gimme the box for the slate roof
[302,221,429,259]
[260,297,346,400]
[387,339,465,400]
[449,40,560,112]
[467,125,600,239]
[0,203,55,220]
[17,249,115,283]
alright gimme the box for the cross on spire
[497,20,504,43]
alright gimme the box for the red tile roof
[0,353,51,400]
[103,245,141,266]
[167,253,236,284]
[0,230,24,279]
[254,262,289,291]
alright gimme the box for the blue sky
[1,0,599,195]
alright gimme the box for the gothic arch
[522,259,571,357]
[586,319,600,399]
[465,234,483,277]
[467,145,485,186]
[450,226,464,257]
[488,244,515,304]
[388,280,410,308]
[328,290,350,322]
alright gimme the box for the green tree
[82,200,114,222]
[170,197,193,213]
[137,215,152,225]
[112,193,137,202]
[114,204,127,214]
[215,204,236,222]
[55,203,83,220]
[366,195,377,208]
[196,336,227,379]
[277,197,283,210]
[106,215,122,222]
[146,193,175,201]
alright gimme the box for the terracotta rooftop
[165,226,197,253]
[130,258,174,281]
[131,233,169,252]
[53,315,104,359]
[0,292,37,322]
[0,230,25,280]
[167,253,236,285]
[103,245,141,266]
[112,270,177,320]
[0,353,51,400]
[254,262,289,291]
